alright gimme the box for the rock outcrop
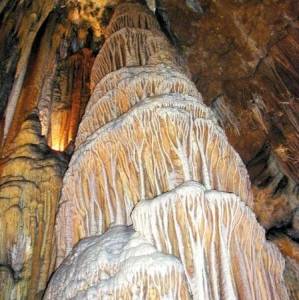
[47,2,288,299]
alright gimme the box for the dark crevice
[257,175,274,188]
[246,142,271,167]
[272,176,288,196]
[0,0,19,26]
[0,263,20,282]
[0,31,19,119]
[267,225,299,244]
[275,62,299,97]
[155,1,179,48]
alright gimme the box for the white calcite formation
[48,2,288,299]
[44,225,190,299]
[132,181,287,300]
[105,1,160,36]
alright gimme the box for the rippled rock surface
[48,2,288,299]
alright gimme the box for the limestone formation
[105,2,160,36]
[0,112,67,299]
[48,2,288,299]
[156,0,299,260]
[66,0,120,37]
[1,0,55,145]
[45,50,94,151]
[269,234,299,300]
[132,182,287,300]
[44,225,190,299]
[90,27,181,89]
[284,257,299,300]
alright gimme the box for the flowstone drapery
[46,2,288,299]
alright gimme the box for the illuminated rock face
[49,2,288,299]
[0,112,67,300]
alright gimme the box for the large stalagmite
[47,2,288,299]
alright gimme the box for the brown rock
[0,113,67,299]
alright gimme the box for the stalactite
[46,49,94,151]
[0,7,103,298]
[48,2,288,299]
[38,62,58,138]
[211,95,240,136]
[249,93,268,133]
[2,14,59,154]
[2,0,55,145]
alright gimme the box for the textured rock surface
[154,1,299,294]
[132,181,287,299]
[0,1,119,298]
[284,257,299,300]
[50,2,288,299]
[44,225,190,299]
[0,0,55,143]
[269,233,299,300]
[45,49,94,151]
[0,0,298,298]
[0,113,67,299]
[155,0,299,246]
[56,2,252,264]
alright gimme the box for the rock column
[47,2,288,299]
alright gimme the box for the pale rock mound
[44,225,190,299]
